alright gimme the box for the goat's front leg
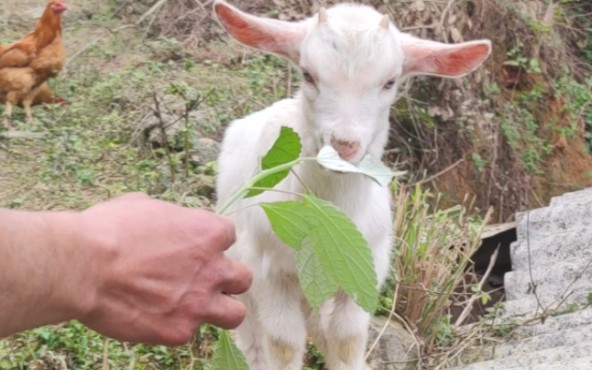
[314,221,392,370]
[315,291,371,370]
[236,272,307,370]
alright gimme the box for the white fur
[214,2,491,369]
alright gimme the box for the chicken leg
[22,96,34,126]
[2,102,13,131]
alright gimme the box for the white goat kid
[214,2,491,369]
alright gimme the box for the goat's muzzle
[330,136,360,161]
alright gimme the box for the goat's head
[214,1,491,163]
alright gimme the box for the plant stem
[216,157,316,215]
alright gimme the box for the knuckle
[224,301,247,329]
[208,216,235,245]
[241,266,253,291]
[231,262,252,292]
[220,217,236,244]
[207,259,252,294]
[221,263,240,286]
[210,299,247,329]
[191,211,235,244]
[208,216,236,250]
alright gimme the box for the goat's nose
[330,136,360,161]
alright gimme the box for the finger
[218,216,236,250]
[216,259,252,295]
[200,213,236,251]
[204,294,247,329]
[157,321,197,346]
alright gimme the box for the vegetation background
[0,0,590,369]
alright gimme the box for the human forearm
[0,193,251,345]
[0,209,95,337]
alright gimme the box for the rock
[366,317,418,370]
[193,174,216,199]
[158,94,188,115]
[138,94,189,147]
[137,94,217,152]
[189,138,221,166]
[140,111,178,148]
[180,195,211,209]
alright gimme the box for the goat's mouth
[329,137,362,163]
[343,146,364,161]
[343,151,365,164]
[317,145,367,170]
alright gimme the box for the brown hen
[0,0,67,130]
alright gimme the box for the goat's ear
[213,0,306,62]
[401,34,491,78]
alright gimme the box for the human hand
[74,193,251,345]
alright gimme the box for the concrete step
[452,356,592,370]
[504,257,592,301]
[449,189,592,370]
[532,356,592,370]
[457,308,592,364]
[515,204,592,242]
[501,290,590,318]
[550,188,592,207]
[510,230,592,271]
[448,340,592,370]
[512,306,592,336]
[460,322,592,363]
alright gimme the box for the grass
[388,184,492,355]
[0,322,223,370]
[0,14,291,211]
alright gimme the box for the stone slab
[504,258,592,300]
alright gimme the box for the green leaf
[211,331,249,370]
[247,126,302,197]
[260,195,379,313]
[261,127,302,170]
[316,145,405,187]
[303,195,378,313]
[261,201,313,249]
[296,238,339,308]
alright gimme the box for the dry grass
[389,184,493,362]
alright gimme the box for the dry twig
[454,247,500,326]
[136,0,170,25]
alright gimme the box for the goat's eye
[302,71,316,85]
[383,78,396,90]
